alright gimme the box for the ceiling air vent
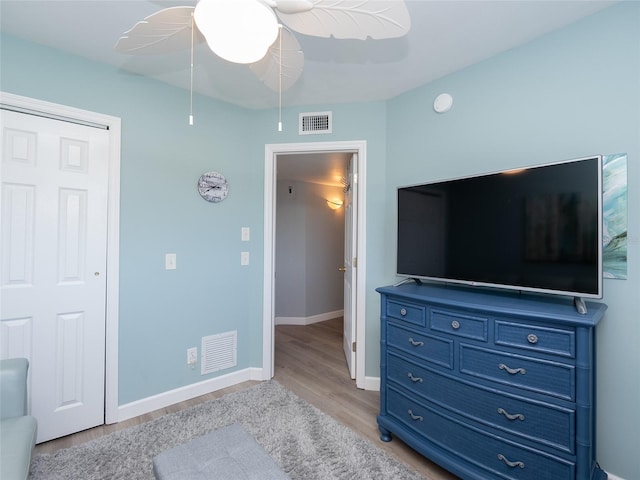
[299,111,332,135]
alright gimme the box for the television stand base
[574,296,588,315]
[393,277,423,287]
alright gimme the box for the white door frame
[263,140,367,389]
[1,91,121,424]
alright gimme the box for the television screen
[396,156,603,299]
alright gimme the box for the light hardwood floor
[35,317,457,480]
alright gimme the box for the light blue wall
[0,34,388,404]
[0,34,269,401]
[252,102,390,379]
[385,4,639,479]
[1,2,638,477]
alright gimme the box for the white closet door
[1,109,109,442]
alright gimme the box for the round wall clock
[197,171,228,203]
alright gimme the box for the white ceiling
[0,0,617,111]
[0,0,618,185]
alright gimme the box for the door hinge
[352,342,356,353]
[353,257,357,268]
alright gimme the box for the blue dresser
[376,283,607,480]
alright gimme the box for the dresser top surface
[376,282,607,327]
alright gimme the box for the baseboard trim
[116,367,264,423]
[364,376,380,391]
[275,310,344,326]
[606,473,625,480]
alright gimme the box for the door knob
[339,267,347,272]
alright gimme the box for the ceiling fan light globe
[194,0,279,64]
[273,0,314,15]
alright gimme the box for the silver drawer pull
[400,308,407,316]
[497,454,525,469]
[408,338,424,347]
[497,408,525,421]
[408,409,423,422]
[527,334,538,344]
[407,373,424,383]
[499,363,526,375]
[451,320,460,330]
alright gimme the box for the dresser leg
[379,425,392,442]
[592,463,608,480]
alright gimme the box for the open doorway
[275,152,349,325]
[263,141,367,389]
[274,152,350,375]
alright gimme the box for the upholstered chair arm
[0,358,29,419]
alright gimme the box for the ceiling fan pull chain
[278,24,283,132]
[189,12,195,126]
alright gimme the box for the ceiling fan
[115,0,411,100]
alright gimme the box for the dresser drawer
[460,345,575,401]
[386,387,576,480]
[430,309,488,341]
[386,299,426,327]
[387,324,453,369]
[495,321,575,358]
[387,352,575,453]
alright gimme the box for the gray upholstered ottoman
[152,423,290,480]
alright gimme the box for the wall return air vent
[201,330,237,375]
[299,111,332,135]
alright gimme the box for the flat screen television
[396,155,603,300]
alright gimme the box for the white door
[0,109,109,443]
[342,154,357,379]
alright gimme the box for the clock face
[198,171,228,203]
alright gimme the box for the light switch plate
[241,251,250,266]
[165,253,176,270]
[241,227,250,241]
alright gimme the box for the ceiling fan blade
[250,27,304,92]
[274,0,410,40]
[115,6,203,54]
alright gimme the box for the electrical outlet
[187,347,197,368]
